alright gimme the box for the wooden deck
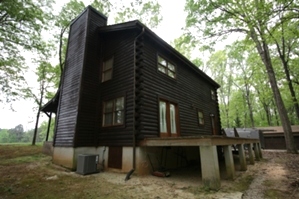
[139,136,262,190]
[139,135,260,146]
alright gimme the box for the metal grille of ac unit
[76,154,99,175]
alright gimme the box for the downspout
[125,26,145,181]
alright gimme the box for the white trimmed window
[198,111,204,126]
[102,57,113,82]
[159,100,178,136]
[159,101,167,133]
[157,55,176,78]
[103,97,124,126]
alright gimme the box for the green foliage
[0,129,9,143]
[170,33,205,69]
[38,120,55,141]
[0,0,54,103]
[114,0,162,29]
[184,0,299,130]
[234,115,242,128]
[0,124,25,143]
[0,117,55,144]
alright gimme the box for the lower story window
[103,97,124,126]
[159,100,179,136]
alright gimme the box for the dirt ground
[0,145,299,199]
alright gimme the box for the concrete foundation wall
[52,146,200,174]
[52,146,108,170]
[52,147,75,169]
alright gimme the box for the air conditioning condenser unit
[76,154,99,175]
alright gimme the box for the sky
[0,0,187,130]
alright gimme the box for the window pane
[103,96,125,127]
[114,110,124,124]
[103,58,113,70]
[103,70,112,81]
[159,101,167,132]
[170,104,176,134]
[168,63,175,71]
[115,97,124,111]
[104,100,113,112]
[158,56,167,66]
[168,71,175,78]
[211,90,216,100]
[104,113,113,126]
[158,65,166,73]
[198,111,203,117]
[198,111,204,125]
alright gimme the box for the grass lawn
[0,144,125,199]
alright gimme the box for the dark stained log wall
[54,6,221,148]
[97,30,138,146]
[136,35,221,139]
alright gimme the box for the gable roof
[98,20,220,89]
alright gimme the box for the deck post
[199,145,220,190]
[254,143,260,161]
[237,144,247,171]
[248,143,255,165]
[258,143,263,158]
[223,145,235,179]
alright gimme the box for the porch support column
[237,144,247,171]
[46,112,52,141]
[254,143,260,161]
[223,145,235,179]
[248,143,255,165]
[199,145,220,190]
[258,143,263,158]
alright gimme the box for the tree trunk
[281,61,299,121]
[262,103,271,126]
[225,108,229,128]
[245,83,255,127]
[251,30,297,153]
[256,88,271,126]
[273,101,280,126]
[32,81,44,145]
[272,23,299,121]
[32,109,41,145]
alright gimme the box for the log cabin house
[42,6,262,189]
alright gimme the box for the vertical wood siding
[74,8,107,147]
[54,10,88,147]
[54,7,107,147]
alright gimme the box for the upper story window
[157,55,176,78]
[211,90,216,100]
[103,97,124,127]
[102,57,113,82]
[198,110,204,126]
